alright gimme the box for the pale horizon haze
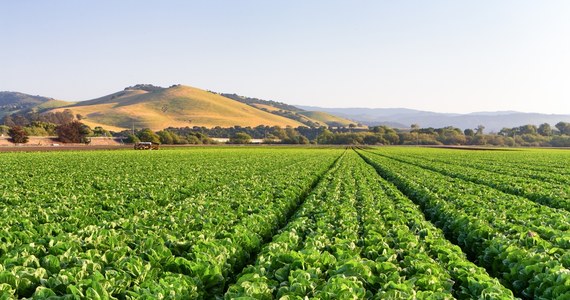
[1,1,570,114]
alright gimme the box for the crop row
[0,148,342,299]
[389,148,570,184]
[226,151,514,299]
[358,149,570,299]
[376,148,570,211]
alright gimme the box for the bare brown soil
[0,145,132,152]
[0,136,129,152]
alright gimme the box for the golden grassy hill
[34,99,74,110]
[48,85,306,131]
[249,102,359,127]
[251,103,280,112]
[0,92,72,117]
[297,111,358,127]
[249,103,324,126]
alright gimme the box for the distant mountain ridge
[298,106,570,131]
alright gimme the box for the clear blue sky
[2,1,569,114]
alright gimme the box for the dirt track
[0,145,132,152]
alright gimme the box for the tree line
[1,110,570,146]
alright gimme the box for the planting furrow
[378,150,570,212]
[353,152,513,299]
[0,148,343,299]
[226,151,515,299]
[358,149,570,299]
[226,152,371,299]
[401,149,570,186]
[362,149,570,251]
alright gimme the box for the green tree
[464,128,475,137]
[125,134,140,143]
[137,128,161,144]
[384,131,400,144]
[555,122,570,135]
[437,127,466,145]
[29,121,57,135]
[92,126,111,137]
[498,128,512,137]
[551,136,570,147]
[229,132,252,144]
[295,135,310,144]
[411,124,420,145]
[56,121,92,143]
[270,126,287,139]
[475,125,485,135]
[316,128,334,144]
[262,134,280,144]
[518,124,537,135]
[24,126,49,136]
[363,133,384,145]
[282,126,308,144]
[537,123,552,136]
[486,134,506,146]
[8,126,29,144]
[186,135,202,144]
[157,130,175,144]
[470,134,486,145]
[374,126,399,144]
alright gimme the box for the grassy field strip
[226,151,514,299]
[0,148,343,299]
[374,150,570,212]
[358,149,570,299]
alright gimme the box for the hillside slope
[49,85,305,131]
[297,111,357,127]
[221,93,358,127]
[0,92,70,117]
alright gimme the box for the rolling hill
[47,85,306,131]
[10,85,564,133]
[0,92,71,117]
[297,111,357,127]
[221,93,359,128]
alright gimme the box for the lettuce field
[0,147,569,299]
